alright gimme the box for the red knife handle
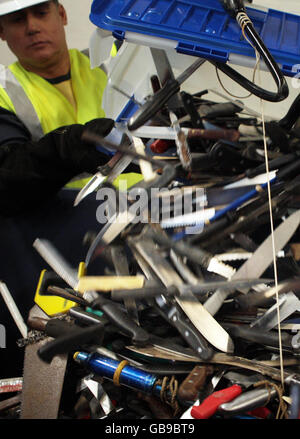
[191,384,242,419]
[150,139,173,154]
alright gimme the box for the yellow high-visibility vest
[0,48,142,189]
[0,49,107,135]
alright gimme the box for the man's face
[0,1,68,68]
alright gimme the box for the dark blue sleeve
[0,107,31,145]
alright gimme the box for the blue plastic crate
[90,0,300,77]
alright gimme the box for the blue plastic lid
[90,0,300,77]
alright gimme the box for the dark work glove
[0,118,116,215]
[48,118,115,174]
[84,118,115,138]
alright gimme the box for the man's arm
[0,108,114,216]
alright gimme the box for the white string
[240,13,286,389]
[224,13,286,388]
[259,84,285,391]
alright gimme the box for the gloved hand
[49,117,115,174]
[84,118,115,139]
[0,118,116,215]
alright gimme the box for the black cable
[216,0,289,102]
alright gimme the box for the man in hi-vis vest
[0,0,137,380]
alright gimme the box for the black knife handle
[128,79,180,131]
[155,302,214,361]
[92,295,150,347]
[223,322,297,352]
[111,286,174,301]
[180,91,204,129]
[246,154,297,178]
[171,313,214,360]
[38,323,104,363]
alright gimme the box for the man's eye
[11,16,24,23]
[36,7,49,16]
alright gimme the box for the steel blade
[74,136,136,207]
[204,209,300,316]
[129,236,234,354]
[74,172,106,207]
[250,291,300,331]
[33,238,78,289]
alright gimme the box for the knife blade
[84,163,177,267]
[74,149,134,207]
[130,125,240,142]
[129,235,234,354]
[33,238,78,290]
[110,244,139,324]
[223,322,300,354]
[203,209,300,316]
[74,126,138,206]
[125,344,300,381]
[146,225,236,279]
[218,387,278,415]
[236,278,300,310]
[128,243,215,359]
[250,291,300,331]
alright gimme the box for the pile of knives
[3,70,300,420]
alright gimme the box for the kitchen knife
[250,291,300,331]
[218,386,278,415]
[129,235,234,354]
[128,243,215,359]
[223,322,300,354]
[203,209,300,316]
[74,147,134,207]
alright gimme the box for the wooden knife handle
[178,365,213,402]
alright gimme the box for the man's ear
[58,4,67,26]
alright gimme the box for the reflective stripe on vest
[4,67,44,141]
